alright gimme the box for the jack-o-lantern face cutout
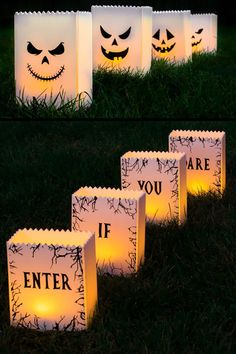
[191,14,218,53]
[26,41,65,81]
[191,28,203,48]
[92,6,153,72]
[15,11,93,107]
[100,25,131,62]
[152,29,176,55]
[152,11,192,63]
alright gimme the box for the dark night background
[0,0,234,27]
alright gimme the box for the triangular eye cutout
[119,27,131,40]
[100,26,112,39]
[153,29,160,40]
[27,42,42,55]
[195,28,204,34]
[166,29,175,40]
[48,42,65,56]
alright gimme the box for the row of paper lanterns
[7,129,226,331]
[15,6,217,106]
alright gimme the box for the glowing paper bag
[169,130,226,194]
[15,11,92,106]
[7,229,97,331]
[72,187,146,275]
[152,10,192,63]
[121,151,187,223]
[191,14,218,53]
[92,5,152,72]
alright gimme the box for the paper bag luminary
[72,187,146,275]
[14,11,92,106]
[7,229,97,331]
[191,14,218,53]
[152,11,192,63]
[92,6,152,72]
[121,151,187,224]
[169,130,226,195]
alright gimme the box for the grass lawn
[0,25,235,119]
[0,120,236,353]
[0,17,236,354]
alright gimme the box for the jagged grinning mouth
[101,46,129,61]
[152,42,176,54]
[192,38,202,47]
[27,64,65,81]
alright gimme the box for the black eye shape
[153,29,160,40]
[166,29,175,40]
[119,27,131,39]
[27,42,42,55]
[48,42,65,56]
[195,28,203,34]
[100,26,112,39]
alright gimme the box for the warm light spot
[188,181,209,195]
[33,296,57,317]
[35,302,50,314]
[146,201,172,222]
[96,242,123,262]
[146,202,159,220]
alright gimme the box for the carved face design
[92,6,153,71]
[15,12,88,106]
[100,25,131,62]
[26,41,65,81]
[152,29,176,55]
[192,28,203,48]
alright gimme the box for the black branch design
[106,198,137,219]
[30,243,41,258]
[51,314,86,331]
[169,136,196,153]
[52,316,65,331]
[72,196,98,231]
[9,260,17,275]
[63,314,85,331]
[48,245,63,267]
[11,281,42,330]
[156,158,178,175]
[9,244,23,255]
[170,135,223,193]
[48,244,86,328]
[17,315,42,330]
[213,141,222,193]
[16,313,31,328]
[55,313,85,331]
[48,245,83,281]
[126,226,137,273]
[170,171,179,217]
[11,280,23,322]
[170,135,222,152]
[121,157,149,189]
[156,158,179,217]
[32,315,41,330]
